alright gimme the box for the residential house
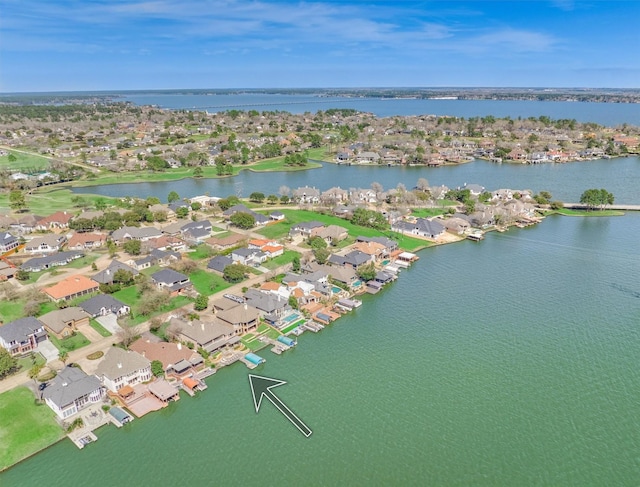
[130,338,204,377]
[36,211,73,231]
[24,234,66,254]
[352,240,387,261]
[92,260,139,285]
[356,236,398,253]
[148,203,175,220]
[151,269,192,294]
[0,232,19,253]
[207,255,233,274]
[244,288,290,324]
[20,250,84,272]
[442,217,471,235]
[111,225,162,243]
[328,249,374,269]
[0,317,48,356]
[205,233,247,251]
[169,317,238,354]
[354,151,381,164]
[43,366,105,420]
[95,347,152,393]
[42,275,100,302]
[222,205,270,226]
[38,307,90,340]
[289,221,325,238]
[231,247,267,267]
[79,294,130,317]
[269,211,285,221]
[180,220,212,244]
[321,187,349,204]
[311,225,348,245]
[215,302,260,335]
[66,232,107,251]
[392,218,446,239]
[292,186,320,204]
[462,183,486,196]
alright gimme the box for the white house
[95,347,152,393]
[43,366,105,420]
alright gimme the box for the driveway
[96,314,122,334]
[37,340,60,363]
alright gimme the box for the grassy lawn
[261,250,301,270]
[281,319,306,334]
[411,208,448,218]
[112,286,139,307]
[0,187,118,217]
[16,353,46,372]
[89,319,112,337]
[256,209,429,250]
[189,269,231,296]
[113,284,193,324]
[49,332,91,353]
[65,255,100,269]
[0,300,26,323]
[552,208,625,217]
[0,149,51,172]
[0,387,64,471]
[187,244,215,260]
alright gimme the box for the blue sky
[1,0,638,92]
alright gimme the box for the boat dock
[467,232,485,241]
[302,322,324,333]
[239,352,266,369]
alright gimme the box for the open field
[0,149,50,172]
[0,387,63,472]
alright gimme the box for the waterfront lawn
[553,208,624,217]
[49,332,90,353]
[0,387,64,472]
[112,285,193,324]
[261,250,301,270]
[281,319,305,335]
[256,209,428,250]
[89,319,112,337]
[189,269,231,296]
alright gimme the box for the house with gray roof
[222,205,270,226]
[92,260,139,285]
[207,255,233,274]
[392,218,446,239]
[231,247,267,266]
[79,294,130,317]
[20,250,84,272]
[0,232,18,253]
[151,269,192,294]
[180,220,212,244]
[244,288,290,324]
[111,225,162,243]
[292,186,320,204]
[43,366,105,420]
[95,347,152,393]
[0,317,48,356]
[328,249,373,269]
[289,221,324,238]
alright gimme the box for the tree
[9,190,26,212]
[28,363,43,384]
[230,212,255,229]
[117,325,138,348]
[113,269,134,286]
[194,294,209,311]
[416,178,430,192]
[58,351,69,365]
[151,360,164,377]
[15,269,30,281]
[123,240,141,255]
[0,348,17,379]
[193,166,203,178]
[167,191,180,203]
[356,263,376,282]
[176,206,189,219]
[308,236,327,250]
[580,188,614,211]
[313,247,330,265]
[292,255,301,272]
[191,201,202,211]
[223,264,247,283]
[249,192,265,203]
[288,295,299,310]
[267,194,279,204]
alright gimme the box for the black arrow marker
[248,374,312,437]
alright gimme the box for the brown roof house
[169,317,239,354]
[38,307,90,340]
[215,302,260,335]
[130,338,205,377]
[43,275,100,302]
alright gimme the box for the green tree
[151,360,164,377]
[267,194,279,204]
[229,212,256,229]
[288,295,299,310]
[313,247,330,264]
[249,192,265,203]
[58,351,69,365]
[176,206,189,219]
[123,240,141,255]
[194,294,209,311]
[308,236,327,250]
[15,269,30,281]
[356,262,376,282]
[291,255,301,272]
[193,166,204,178]
[580,188,614,211]
[223,264,247,283]
[9,190,26,212]
[191,202,202,211]
[167,191,180,203]
[0,348,18,379]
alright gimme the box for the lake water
[76,156,640,205]
[120,92,640,127]
[3,213,640,486]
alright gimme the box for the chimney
[177,343,182,350]
[201,323,205,331]
[117,363,122,369]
